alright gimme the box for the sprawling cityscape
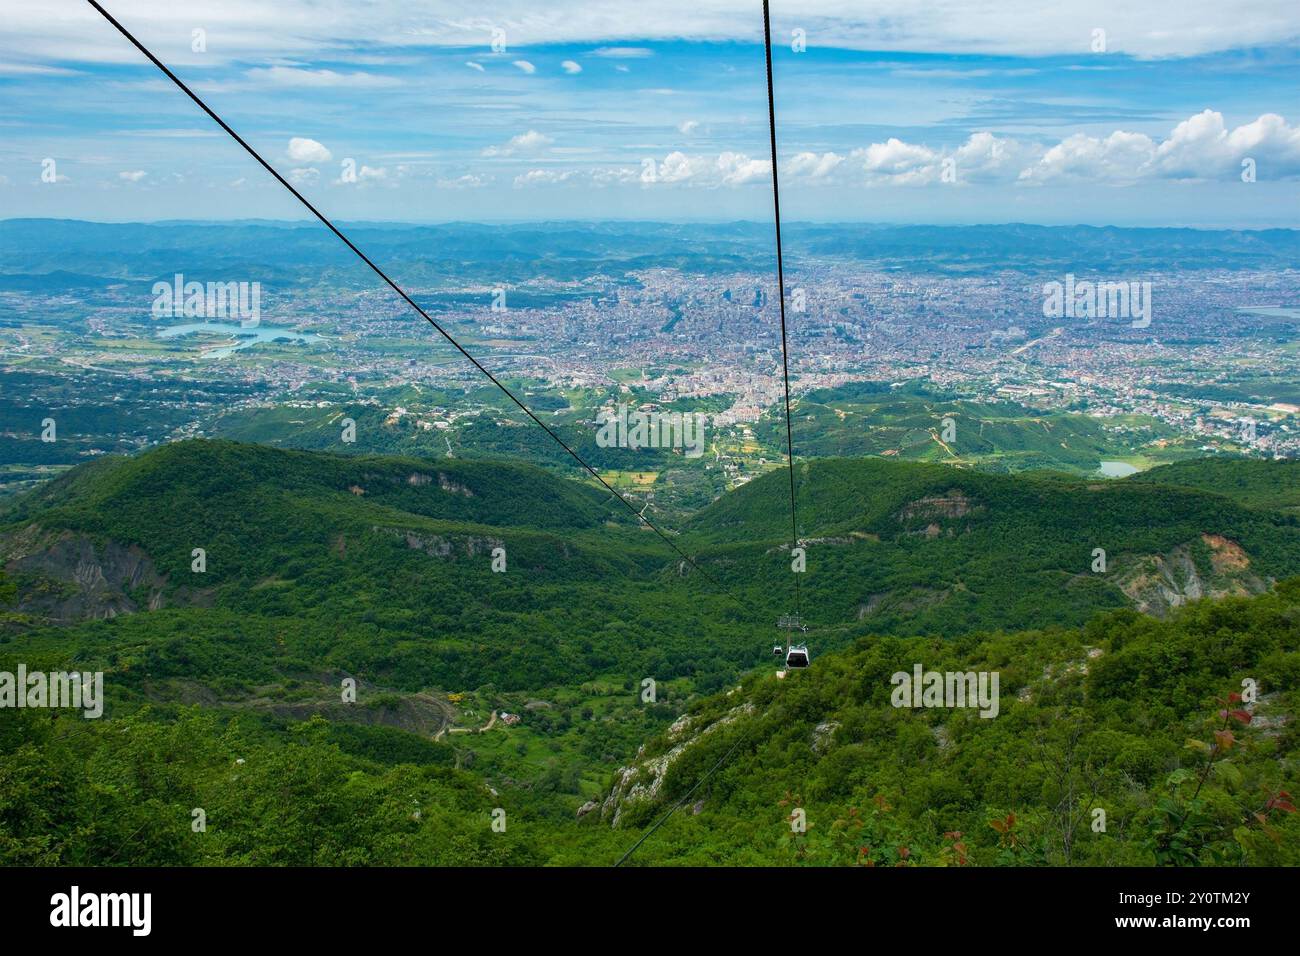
[3,221,1296,510]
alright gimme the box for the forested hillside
[1,441,1297,865]
[598,583,1300,866]
[685,456,1300,634]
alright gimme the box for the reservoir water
[157,321,321,358]
[1098,460,1140,477]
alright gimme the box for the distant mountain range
[3,219,1299,288]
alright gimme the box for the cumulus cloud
[512,60,536,74]
[289,167,320,184]
[1019,110,1300,183]
[678,120,700,135]
[824,111,1300,187]
[1153,110,1300,179]
[716,151,770,185]
[854,137,943,184]
[483,129,554,156]
[655,151,711,183]
[640,151,769,186]
[785,151,844,180]
[1019,130,1155,184]
[511,129,552,151]
[561,60,582,74]
[287,137,331,163]
[514,168,576,187]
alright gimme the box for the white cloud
[483,129,554,156]
[466,61,485,71]
[508,152,769,189]
[830,132,1028,185]
[592,46,654,58]
[678,120,700,135]
[117,170,146,183]
[245,66,399,88]
[437,173,490,188]
[856,137,942,184]
[828,111,1300,187]
[641,151,769,186]
[1153,109,1300,179]
[0,62,77,76]
[289,167,320,184]
[287,137,331,163]
[511,166,640,188]
[512,60,536,74]
[511,130,552,150]
[514,169,575,186]
[656,151,710,183]
[591,166,639,185]
[716,151,770,185]
[1019,110,1300,183]
[561,60,582,74]
[785,151,844,180]
[1019,130,1155,184]
[951,132,1034,182]
[15,1,1296,68]
[336,164,389,185]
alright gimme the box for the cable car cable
[763,0,802,618]
[614,0,807,866]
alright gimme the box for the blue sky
[2,0,1299,225]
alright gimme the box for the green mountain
[0,440,756,695]
[756,383,1190,475]
[1129,457,1300,515]
[684,456,1300,637]
[2,440,1298,865]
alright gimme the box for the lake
[157,321,321,358]
[1098,460,1140,478]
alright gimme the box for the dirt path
[437,707,498,739]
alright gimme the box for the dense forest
[1,440,1297,865]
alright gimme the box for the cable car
[775,614,811,669]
